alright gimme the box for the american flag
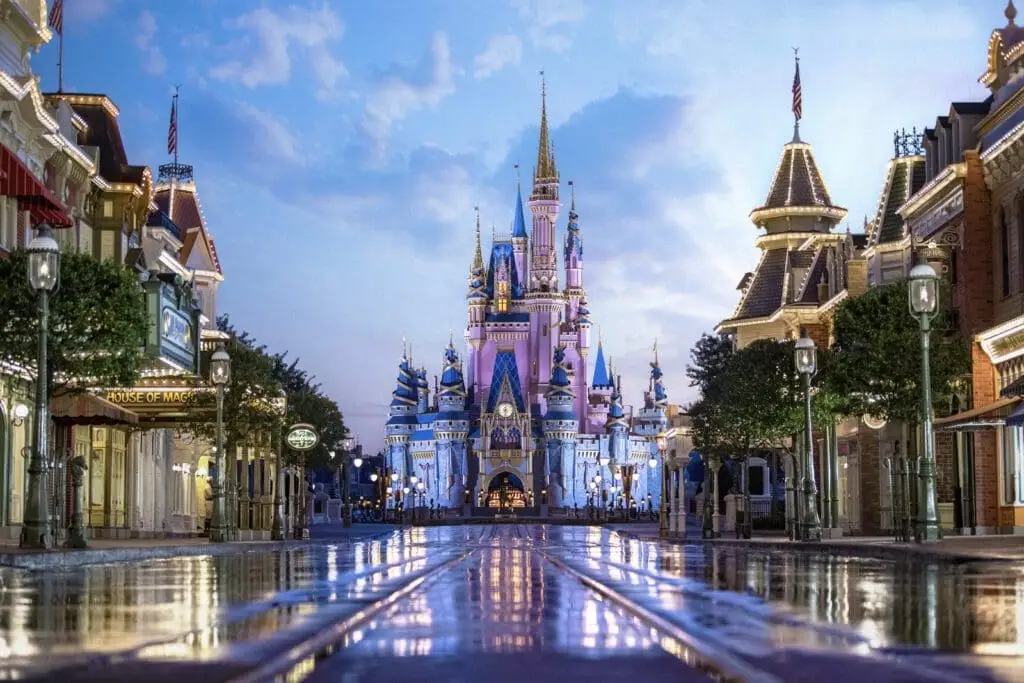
[792,58,803,121]
[48,0,64,36]
[167,96,178,156]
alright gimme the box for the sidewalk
[608,523,1024,563]
[0,525,400,571]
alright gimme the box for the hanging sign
[285,423,319,451]
[862,415,887,430]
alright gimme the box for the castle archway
[484,471,526,509]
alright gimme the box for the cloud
[473,33,523,79]
[134,11,166,76]
[511,0,585,52]
[362,32,457,158]
[210,6,347,98]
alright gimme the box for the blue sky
[40,0,1001,449]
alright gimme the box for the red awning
[0,144,71,228]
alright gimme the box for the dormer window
[496,279,509,312]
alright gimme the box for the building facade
[384,83,670,515]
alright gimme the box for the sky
[37,0,1002,450]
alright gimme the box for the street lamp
[339,436,356,527]
[20,225,60,550]
[353,456,363,469]
[208,344,231,543]
[794,328,821,542]
[909,256,941,543]
[370,472,379,482]
[656,429,669,537]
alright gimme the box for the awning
[50,393,138,426]
[934,397,1020,432]
[0,144,72,228]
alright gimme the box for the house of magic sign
[104,389,207,408]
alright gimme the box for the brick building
[916,2,1024,535]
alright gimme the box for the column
[674,467,686,536]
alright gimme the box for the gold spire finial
[653,337,659,364]
[534,69,557,182]
[472,206,484,272]
[1008,0,1018,25]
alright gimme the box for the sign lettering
[105,390,203,406]
[286,423,319,451]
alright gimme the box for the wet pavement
[3,525,1023,682]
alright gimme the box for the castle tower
[416,366,430,414]
[528,74,560,292]
[716,53,848,347]
[564,182,584,299]
[605,375,629,469]
[587,335,613,433]
[434,340,471,506]
[385,351,419,484]
[512,182,529,287]
[543,345,579,508]
[466,213,487,396]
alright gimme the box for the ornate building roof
[867,133,927,247]
[512,184,528,239]
[591,338,612,388]
[750,141,847,226]
[486,351,527,413]
[59,94,148,185]
[153,183,223,275]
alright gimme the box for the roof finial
[449,325,454,347]
[568,179,575,211]
[1008,0,1018,25]
[401,336,407,360]
[653,337,659,364]
[791,48,803,143]
[598,326,603,347]
[514,162,521,190]
[534,69,557,183]
[472,206,484,272]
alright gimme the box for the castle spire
[472,206,484,272]
[534,70,557,186]
[791,48,802,143]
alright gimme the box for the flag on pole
[167,96,178,156]
[48,0,64,36]
[792,57,803,121]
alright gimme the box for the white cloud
[211,6,347,98]
[235,102,303,166]
[473,33,523,79]
[134,11,166,76]
[511,0,585,52]
[363,32,457,155]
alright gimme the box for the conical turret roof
[750,141,847,226]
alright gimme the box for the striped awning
[0,144,72,228]
[50,393,138,425]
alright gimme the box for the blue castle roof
[547,346,574,399]
[485,242,524,299]
[512,185,528,238]
[391,356,418,407]
[606,378,628,429]
[651,359,668,407]
[487,351,527,413]
[439,343,466,397]
[592,342,612,388]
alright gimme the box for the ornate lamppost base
[915,523,941,543]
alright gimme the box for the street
[2,525,1018,682]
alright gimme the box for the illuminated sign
[105,389,203,407]
[862,415,887,430]
[286,423,319,451]
[162,307,194,350]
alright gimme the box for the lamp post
[655,430,669,537]
[338,437,356,527]
[209,344,231,543]
[794,329,821,542]
[909,256,942,543]
[20,225,60,550]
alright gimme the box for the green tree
[0,249,148,396]
[827,280,969,422]
[272,353,346,470]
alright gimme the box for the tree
[0,250,148,396]
[827,280,969,422]
[272,352,346,470]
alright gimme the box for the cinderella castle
[384,81,669,516]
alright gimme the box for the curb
[616,531,1018,564]
[0,528,398,571]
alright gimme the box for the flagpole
[173,85,180,166]
[57,30,63,93]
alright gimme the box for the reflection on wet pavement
[4,525,1024,682]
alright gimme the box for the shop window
[1002,426,1024,505]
